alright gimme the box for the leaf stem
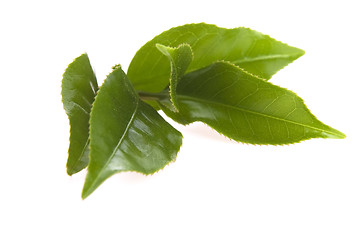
[137,91,169,101]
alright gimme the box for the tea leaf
[128,23,304,94]
[61,53,98,175]
[161,61,345,145]
[156,43,193,111]
[82,67,182,199]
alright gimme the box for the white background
[1,0,360,239]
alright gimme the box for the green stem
[137,91,169,101]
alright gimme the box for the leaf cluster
[61,23,345,199]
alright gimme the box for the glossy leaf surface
[128,23,305,93]
[156,43,193,111]
[162,62,345,145]
[82,68,182,199]
[61,53,98,175]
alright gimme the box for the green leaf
[156,43,193,111]
[61,53,98,175]
[127,23,305,93]
[162,61,345,145]
[82,67,183,199]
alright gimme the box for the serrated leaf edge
[61,53,97,176]
[156,43,194,112]
[175,61,345,144]
[82,68,184,199]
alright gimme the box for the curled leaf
[156,43,193,111]
[61,53,98,175]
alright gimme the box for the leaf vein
[88,98,140,189]
[232,54,293,64]
[179,95,333,135]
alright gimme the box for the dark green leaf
[128,23,305,94]
[82,67,183,199]
[162,61,345,145]
[156,43,193,111]
[61,53,98,175]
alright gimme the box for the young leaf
[128,23,305,93]
[82,67,183,199]
[161,61,345,145]
[61,53,98,175]
[156,43,193,111]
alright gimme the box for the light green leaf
[61,53,98,175]
[162,61,345,145]
[127,23,305,93]
[156,43,193,111]
[82,67,183,199]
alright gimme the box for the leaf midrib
[231,54,296,64]
[178,95,341,137]
[87,99,140,191]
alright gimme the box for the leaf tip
[155,43,173,57]
[66,168,75,176]
[80,170,101,200]
[112,63,122,70]
[66,164,84,176]
[66,159,78,176]
[81,191,89,200]
[81,181,94,200]
[295,48,306,58]
[323,128,346,140]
